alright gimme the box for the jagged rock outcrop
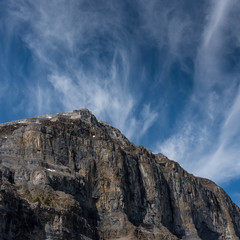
[0,109,239,240]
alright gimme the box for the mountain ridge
[0,109,239,239]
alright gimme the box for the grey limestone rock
[0,109,239,239]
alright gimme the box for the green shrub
[33,197,41,203]
[44,198,51,206]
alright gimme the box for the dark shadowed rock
[0,109,239,239]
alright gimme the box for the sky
[0,0,240,205]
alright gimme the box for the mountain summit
[0,109,239,239]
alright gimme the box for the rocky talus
[0,109,239,240]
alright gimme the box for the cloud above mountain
[1,0,240,185]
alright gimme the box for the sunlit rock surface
[0,109,239,240]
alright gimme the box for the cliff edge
[0,109,239,240]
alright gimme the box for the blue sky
[1,0,240,205]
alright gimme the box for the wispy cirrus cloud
[4,0,158,140]
[195,86,240,182]
[156,0,240,184]
[1,0,240,186]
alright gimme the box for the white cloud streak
[2,0,240,185]
[195,87,240,182]
[203,0,230,48]
[155,0,240,184]
[5,0,158,141]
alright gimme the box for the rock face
[0,109,239,240]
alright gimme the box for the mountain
[0,109,239,240]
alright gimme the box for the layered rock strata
[0,109,239,240]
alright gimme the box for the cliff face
[0,109,239,240]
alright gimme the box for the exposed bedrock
[0,109,239,239]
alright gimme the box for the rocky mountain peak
[0,109,240,240]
